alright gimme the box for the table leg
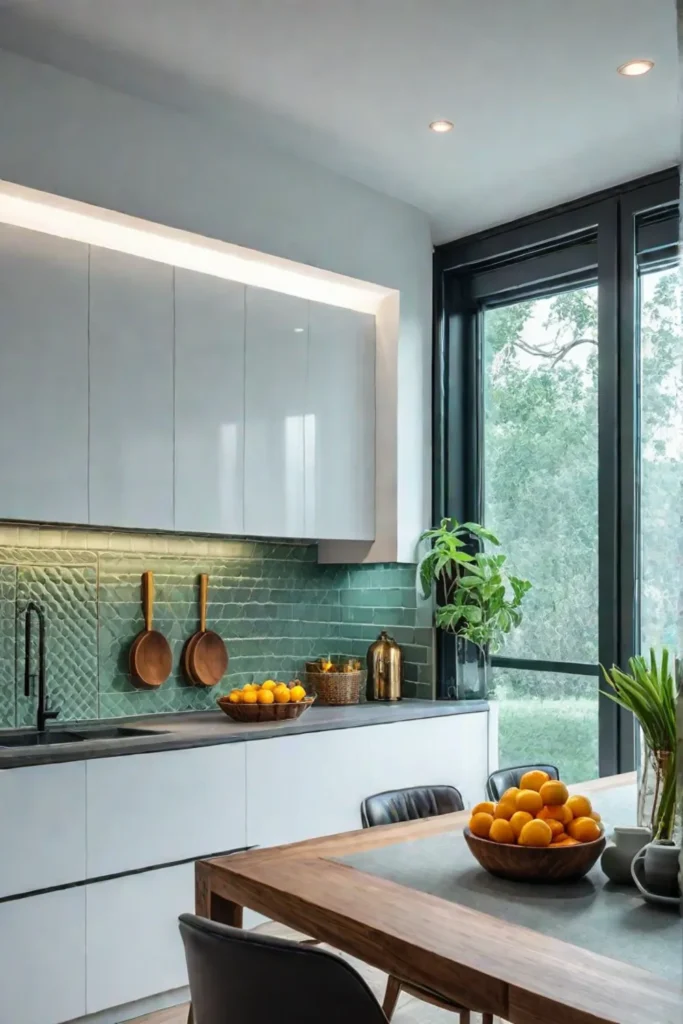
[195,859,244,927]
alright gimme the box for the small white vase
[600,826,652,885]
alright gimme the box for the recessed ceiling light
[429,120,454,133]
[617,59,654,77]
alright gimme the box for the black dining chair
[360,784,464,828]
[486,763,559,801]
[179,913,389,1024]
[361,785,491,1024]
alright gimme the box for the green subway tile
[0,565,16,727]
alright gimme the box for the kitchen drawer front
[246,713,488,848]
[0,887,86,1024]
[86,743,247,877]
[0,223,89,524]
[0,761,86,898]
[86,862,193,1014]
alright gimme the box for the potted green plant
[418,518,531,699]
[602,650,678,840]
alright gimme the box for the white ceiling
[0,0,678,242]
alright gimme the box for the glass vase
[452,637,488,700]
[637,741,678,840]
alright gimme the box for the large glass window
[639,263,682,654]
[434,171,679,778]
[484,286,599,663]
[492,668,599,784]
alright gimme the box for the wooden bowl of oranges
[464,770,605,883]
[217,680,314,723]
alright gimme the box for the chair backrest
[179,913,388,1024]
[486,763,559,801]
[360,784,464,828]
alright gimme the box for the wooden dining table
[195,773,682,1024]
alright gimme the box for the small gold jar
[366,631,402,701]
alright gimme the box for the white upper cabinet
[306,303,375,540]
[244,286,308,538]
[89,248,174,531]
[175,271,246,534]
[0,224,89,524]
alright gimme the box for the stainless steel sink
[0,725,167,747]
[0,730,86,747]
[70,725,165,741]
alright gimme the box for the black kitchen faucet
[24,602,60,732]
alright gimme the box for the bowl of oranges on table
[464,770,605,883]
[217,679,314,723]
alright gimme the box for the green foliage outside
[485,268,681,783]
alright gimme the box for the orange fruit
[257,689,275,704]
[242,689,258,704]
[519,770,550,792]
[228,690,243,704]
[518,819,553,848]
[590,811,601,822]
[289,684,306,703]
[515,789,543,814]
[489,819,516,844]
[509,811,533,839]
[539,780,569,806]
[242,682,258,691]
[469,812,494,839]
[566,795,592,819]
[493,799,517,821]
[567,817,601,843]
[471,801,496,817]
[547,819,565,840]
[260,679,277,691]
[501,787,521,802]
[538,803,573,825]
[274,686,291,704]
[550,836,580,847]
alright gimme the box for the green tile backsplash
[0,525,433,725]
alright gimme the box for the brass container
[366,631,402,701]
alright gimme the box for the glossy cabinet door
[0,224,89,524]
[246,713,489,847]
[89,248,174,530]
[86,862,193,1013]
[0,887,86,1024]
[85,744,247,877]
[244,287,308,538]
[306,303,375,540]
[174,271,245,534]
[0,761,86,898]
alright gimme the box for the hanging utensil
[129,570,172,688]
[184,574,228,687]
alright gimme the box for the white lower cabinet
[0,887,86,1024]
[86,863,193,1014]
[86,743,247,877]
[0,761,86,899]
[246,712,488,848]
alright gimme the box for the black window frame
[433,168,679,777]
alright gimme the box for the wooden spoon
[184,574,228,687]
[129,571,172,688]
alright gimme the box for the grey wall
[0,48,433,561]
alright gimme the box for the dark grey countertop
[0,699,488,769]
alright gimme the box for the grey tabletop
[338,784,682,985]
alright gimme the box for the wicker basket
[217,695,315,723]
[305,668,366,706]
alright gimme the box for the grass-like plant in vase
[418,518,531,698]
[602,649,678,840]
